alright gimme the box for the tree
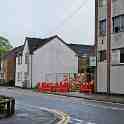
[0,36,13,56]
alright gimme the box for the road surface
[0,87,124,124]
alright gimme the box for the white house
[97,0,124,94]
[15,35,79,88]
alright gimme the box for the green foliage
[0,36,13,56]
[0,80,15,87]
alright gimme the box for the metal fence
[44,73,94,91]
[0,96,15,119]
[45,73,93,83]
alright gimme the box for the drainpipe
[31,55,33,89]
[107,0,112,94]
[95,0,98,93]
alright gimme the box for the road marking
[16,113,29,117]
[87,122,96,124]
[16,103,70,124]
[70,117,96,124]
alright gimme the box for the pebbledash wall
[15,37,78,88]
[97,0,124,94]
[32,38,78,87]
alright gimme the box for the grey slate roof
[25,35,57,54]
[5,35,94,58]
[25,35,94,56]
[2,45,24,59]
[68,44,94,57]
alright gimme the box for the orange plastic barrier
[80,81,94,93]
[38,81,70,93]
[56,81,70,92]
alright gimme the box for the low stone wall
[0,96,15,119]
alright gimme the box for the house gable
[31,37,78,86]
[32,35,77,56]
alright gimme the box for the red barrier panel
[37,81,70,93]
[57,81,70,92]
[38,82,51,92]
[80,81,94,93]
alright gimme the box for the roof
[68,44,95,57]
[25,35,57,54]
[3,35,95,58]
[2,45,24,59]
[25,35,94,56]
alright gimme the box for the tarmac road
[0,87,124,124]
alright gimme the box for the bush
[0,80,15,87]
[0,103,6,114]
[7,80,15,87]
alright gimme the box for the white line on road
[16,103,70,124]
[70,117,96,124]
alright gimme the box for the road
[0,87,124,124]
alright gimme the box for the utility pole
[95,0,98,93]
[107,0,112,94]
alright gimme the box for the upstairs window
[25,54,29,64]
[99,20,106,35]
[99,50,106,62]
[113,15,124,33]
[120,49,124,63]
[18,56,22,65]
[99,0,106,7]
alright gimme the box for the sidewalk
[46,92,124,104]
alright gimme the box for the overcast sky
[0,0,95,47]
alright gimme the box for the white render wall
[32,38,78,87]
[15,40,32,88]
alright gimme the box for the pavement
[0,87,124,124]
[46,91,124,104]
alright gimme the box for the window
[24,72,28,80]
[120,49,124,63]
[99,50,106,62]
[99,0,106,7]
[18,56,22,65]
[113,15,124,33]
[17,72,20,81]
[120,15,124,31]
[25,54,29,64]
[99,20,106,35]
[17,72,22,81]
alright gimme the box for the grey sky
[0,0,95,47]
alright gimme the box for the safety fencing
[0,96,15,119]
[37,73,94,94]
